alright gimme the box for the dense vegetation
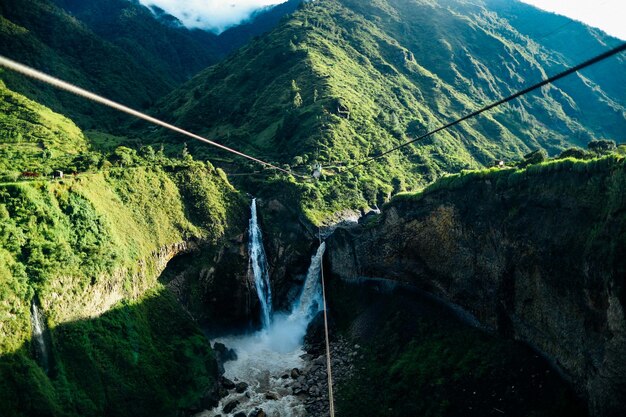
[2,0,624,222]
[153,0,625,221]
[0,0,303,130]
[0,83,248,415]
[393,149,626,204]
[1,0,625,415]
[0,80,93,179]
[329,280,586,417]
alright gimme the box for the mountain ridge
[152,0,626,220]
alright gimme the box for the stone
[235,382,248,393]
[199,383,228,410]
[220,376,236,390]
[213,343,238,362]
[290,368,301,379]
[309,385,320,397]
[234,413,246,417]
[265,391,280,400]
[223,400,239,414]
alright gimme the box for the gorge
[1,0,626,416]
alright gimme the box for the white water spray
[292,242,326,321]
[31,301,49,374]
[209,243,327,416]
[249,198,273,328]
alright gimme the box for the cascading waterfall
[292,242,326,321]
[248,198,273,328]
[209,243,327,417]
[30,300,49,374]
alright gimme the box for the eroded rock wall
[327,161,626,416]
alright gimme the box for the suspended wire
[335,42,626,172]
[318,228,336,417]
[0,55,305,178]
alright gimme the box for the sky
[519,0,626,39]
[138,0,626,40]
[138,0,288,33]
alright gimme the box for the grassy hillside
[0,80,89,178]
[0,0,311,131]
[0,0,178,129]
[0,78,248,415]
[152,0,625,222]
[0,162,247,417]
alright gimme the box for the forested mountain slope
[51,0,221,84]
[0,0,304,129]
[154,0,625,219]
[0,82,249,417]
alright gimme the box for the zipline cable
[318,228,336,417]
[0,55,303,178]
[337,42,626,171]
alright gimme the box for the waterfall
[210,243,327,417]
[248,198,273,328]
[292,242,326,321]
[31,300,49,374]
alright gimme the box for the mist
[138,0,289,33]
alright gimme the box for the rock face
[164,197,318,327]
[257,198,318,310]
[326,161,626,417]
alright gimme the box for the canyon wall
[327,158,626,417]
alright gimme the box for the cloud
[138,0,289,33]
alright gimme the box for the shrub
[558,147,591,160]
[587,139,617,155]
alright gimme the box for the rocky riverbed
[191,335,358,417]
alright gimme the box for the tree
[110,146,136,167]
[587,139,616,155]
[558,148,590,160]
[519,149,547,168]
[182,143,193,162]
[73,153,102,172]
[140,145,156,161]
[156,144,165,161]
[293,92,303,109]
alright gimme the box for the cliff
[327,156,626,417]
[0,161,248,417]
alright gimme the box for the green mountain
[0,0,174,128]
[0,82,248,416]
[51,0,221,84]
[0,80,88,176]
[0,0,305,130]
[1,1,626,416]
[153,0,625,219]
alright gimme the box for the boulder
[220,376,236,390]
[235,382,249,394]
[265,391,280,400]
[223,400,239,414]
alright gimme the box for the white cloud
[139,0,289,33]
[519,0,626,40]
